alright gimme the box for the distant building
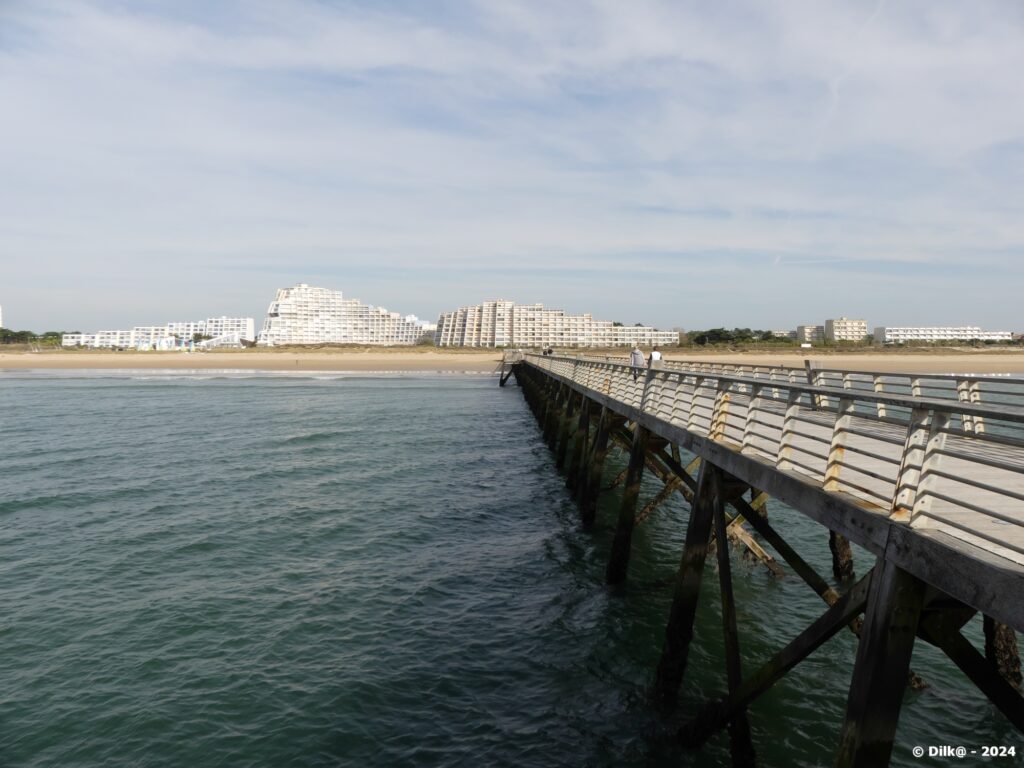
[770,330,797,339]
[435,300,677,348]
[795,325,825,343]
[825,317,868,342]
[256,284,434,346]
[0,303,4,329]
[873,326,1013,345]
[62,317,255,350]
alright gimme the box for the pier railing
[581,354,1024,416]
[525,353,1024,568]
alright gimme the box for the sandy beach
[3,348,1024,374]
[0,349,506,372]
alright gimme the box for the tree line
[0,329,73,345]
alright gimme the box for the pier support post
[555,391,577,470]
[830,532,855,582]
[606,424,651,585]
[652,461,721,705]
[566,399,591,496]
[984,616,1023,693]
[835,558,926,768]
[714,492,756,765]
[580,408,612,527]
[541,380,561,446]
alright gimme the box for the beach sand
[0,349,506,372]
[2,348,1024,374]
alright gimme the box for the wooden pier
[507,352,1024,767]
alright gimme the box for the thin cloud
[0,0,1022,331]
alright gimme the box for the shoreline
[3,348,1024,374]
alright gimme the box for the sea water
[0,372,1015,766]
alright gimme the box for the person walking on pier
[648,346,662,369]
[630,345,645,382]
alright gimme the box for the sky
[1,0,1023,333]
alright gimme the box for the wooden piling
[580,407,612,527]
[830,531,855,582]
[652,461,721,705]
[714,497,756,765]
[541,381,562,447]
[566,400,591,496]
[835,559,926,768]
[606,425,651,585]
[555,390,577,470]
[984,616,1023,693]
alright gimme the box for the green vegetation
[683,328,785,346]
[0,328,73,347]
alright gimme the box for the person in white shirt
[648,346,663,369]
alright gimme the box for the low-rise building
[873,326,1013,344]
[435,300,677,348]
[825,317,868,342]
[795,325,825,343]
[62,317,255,350]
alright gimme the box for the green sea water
[0,371,1017,767]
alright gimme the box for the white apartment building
[825,317,868,342]
[256,284,433,346]
[873,326,1013,345]
[795,325,825,343]
[62,317,256,350]
[435,300,678,348]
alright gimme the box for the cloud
[1,0,1022,331]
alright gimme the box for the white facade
[62,317,255,350]
[256,284,433,346]
[796,325,825,343]
[873,326,1013,344]
[0,304,4,328]
[825,317,868,342]
[435,300,678,348]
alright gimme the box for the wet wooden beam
[679,571,872,748]
[605,466,629,492]
[714,498,756,765]
[606,425,651,584]
[636,476,684,524]
[652,461,721,706]
[835,558,927,768]
[830,531,856,582]
[555,390,578,470]
[580,408,614,527]
[984,616,1022,693]
[541,381,564,447]
[730,495,838,604]
[919,611,1024,730]
[566,399,591,497]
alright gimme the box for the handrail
[527,354,1024,422]
[522,353,1024,568]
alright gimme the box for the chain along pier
[500,351,1024,766]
